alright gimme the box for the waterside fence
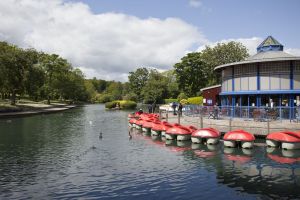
[148,104,300,137]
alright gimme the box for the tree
[106,81,123,100]
[128,67,149,101]
[39,54,72,104]
[0,43,39,105]
[201,41,249,84]
[161,70,180,98]
[141,69,168,103]
[174,52,209,97]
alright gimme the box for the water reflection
[191,143,219,158]
[223,147,253,163]
[1,105,300,199]
[132,129,300,199]
[267,147,300,164]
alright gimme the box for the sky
[0,0,299,81]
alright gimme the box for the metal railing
[183,105,299,121]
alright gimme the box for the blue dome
[257,36,283,53]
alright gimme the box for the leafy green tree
[0,43,39,105]
[106,81,123,100]
[24,49,45,100]
[39,54,72,104]
[90,78,107,93]
[84,80,97,101]
[161,70,180,98]
[141,69,168,103]
[58,69,87,102]
[201,41,249,84]
[128,67,149,101]
[174,52,209,97]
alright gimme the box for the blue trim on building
[220,90,300,95]
[290,61,294,90]
[257,63,260,90]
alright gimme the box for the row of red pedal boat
[128,112,300,150]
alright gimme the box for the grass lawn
[0,99,67,113]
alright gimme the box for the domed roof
[256,36,283,53]
[214,36,300,71]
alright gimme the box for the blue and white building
[214,36,300,119]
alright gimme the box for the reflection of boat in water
[223,147,253,163]
[192,143,219,158]
[267,147,300,164]
[165,140,191,152]
[219,146,300,199]
[266,131,300,150]
[223,130,255,149]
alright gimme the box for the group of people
[171,102,183,116]
[136,102,184,116]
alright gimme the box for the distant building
[214,36,300,119]
[200,85,221,106]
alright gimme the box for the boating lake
[0,104,300,199]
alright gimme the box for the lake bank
[0,104,77,118]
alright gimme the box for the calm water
[0,104,300,199]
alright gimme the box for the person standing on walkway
[178,103,183,116]
[171,102,177,115]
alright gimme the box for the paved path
[0,105,77,118]
[163,113,300,137]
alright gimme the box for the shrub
[164,98,178,104]
[187,96,203,105]
[105,101,117,109]
[180,99,188,105]
[119,100,137,110]
[105,100,137,110]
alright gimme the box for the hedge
[164,99,178,104]
[187,96,203,105]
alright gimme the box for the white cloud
[0,0,208,81]
[189,0,202,8]
[197,37,263,55]
[197,37,300,57]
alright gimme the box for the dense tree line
[0,42,89,105]
[128,41,249,102]
[0,41,248,105]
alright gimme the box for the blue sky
[70,0,300,48]
[0,0,299,81]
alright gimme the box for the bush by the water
[187,96,203,105]
[118,100,137,109]
[105,101,117,109]
[105,100,137,110]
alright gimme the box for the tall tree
[201,41,249,84]
[128,67,149,101]
[174,52,209,97]
[141,69,168,103]
[39,54,71,104]
[161,70,180,98]
[0,43,39,105]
